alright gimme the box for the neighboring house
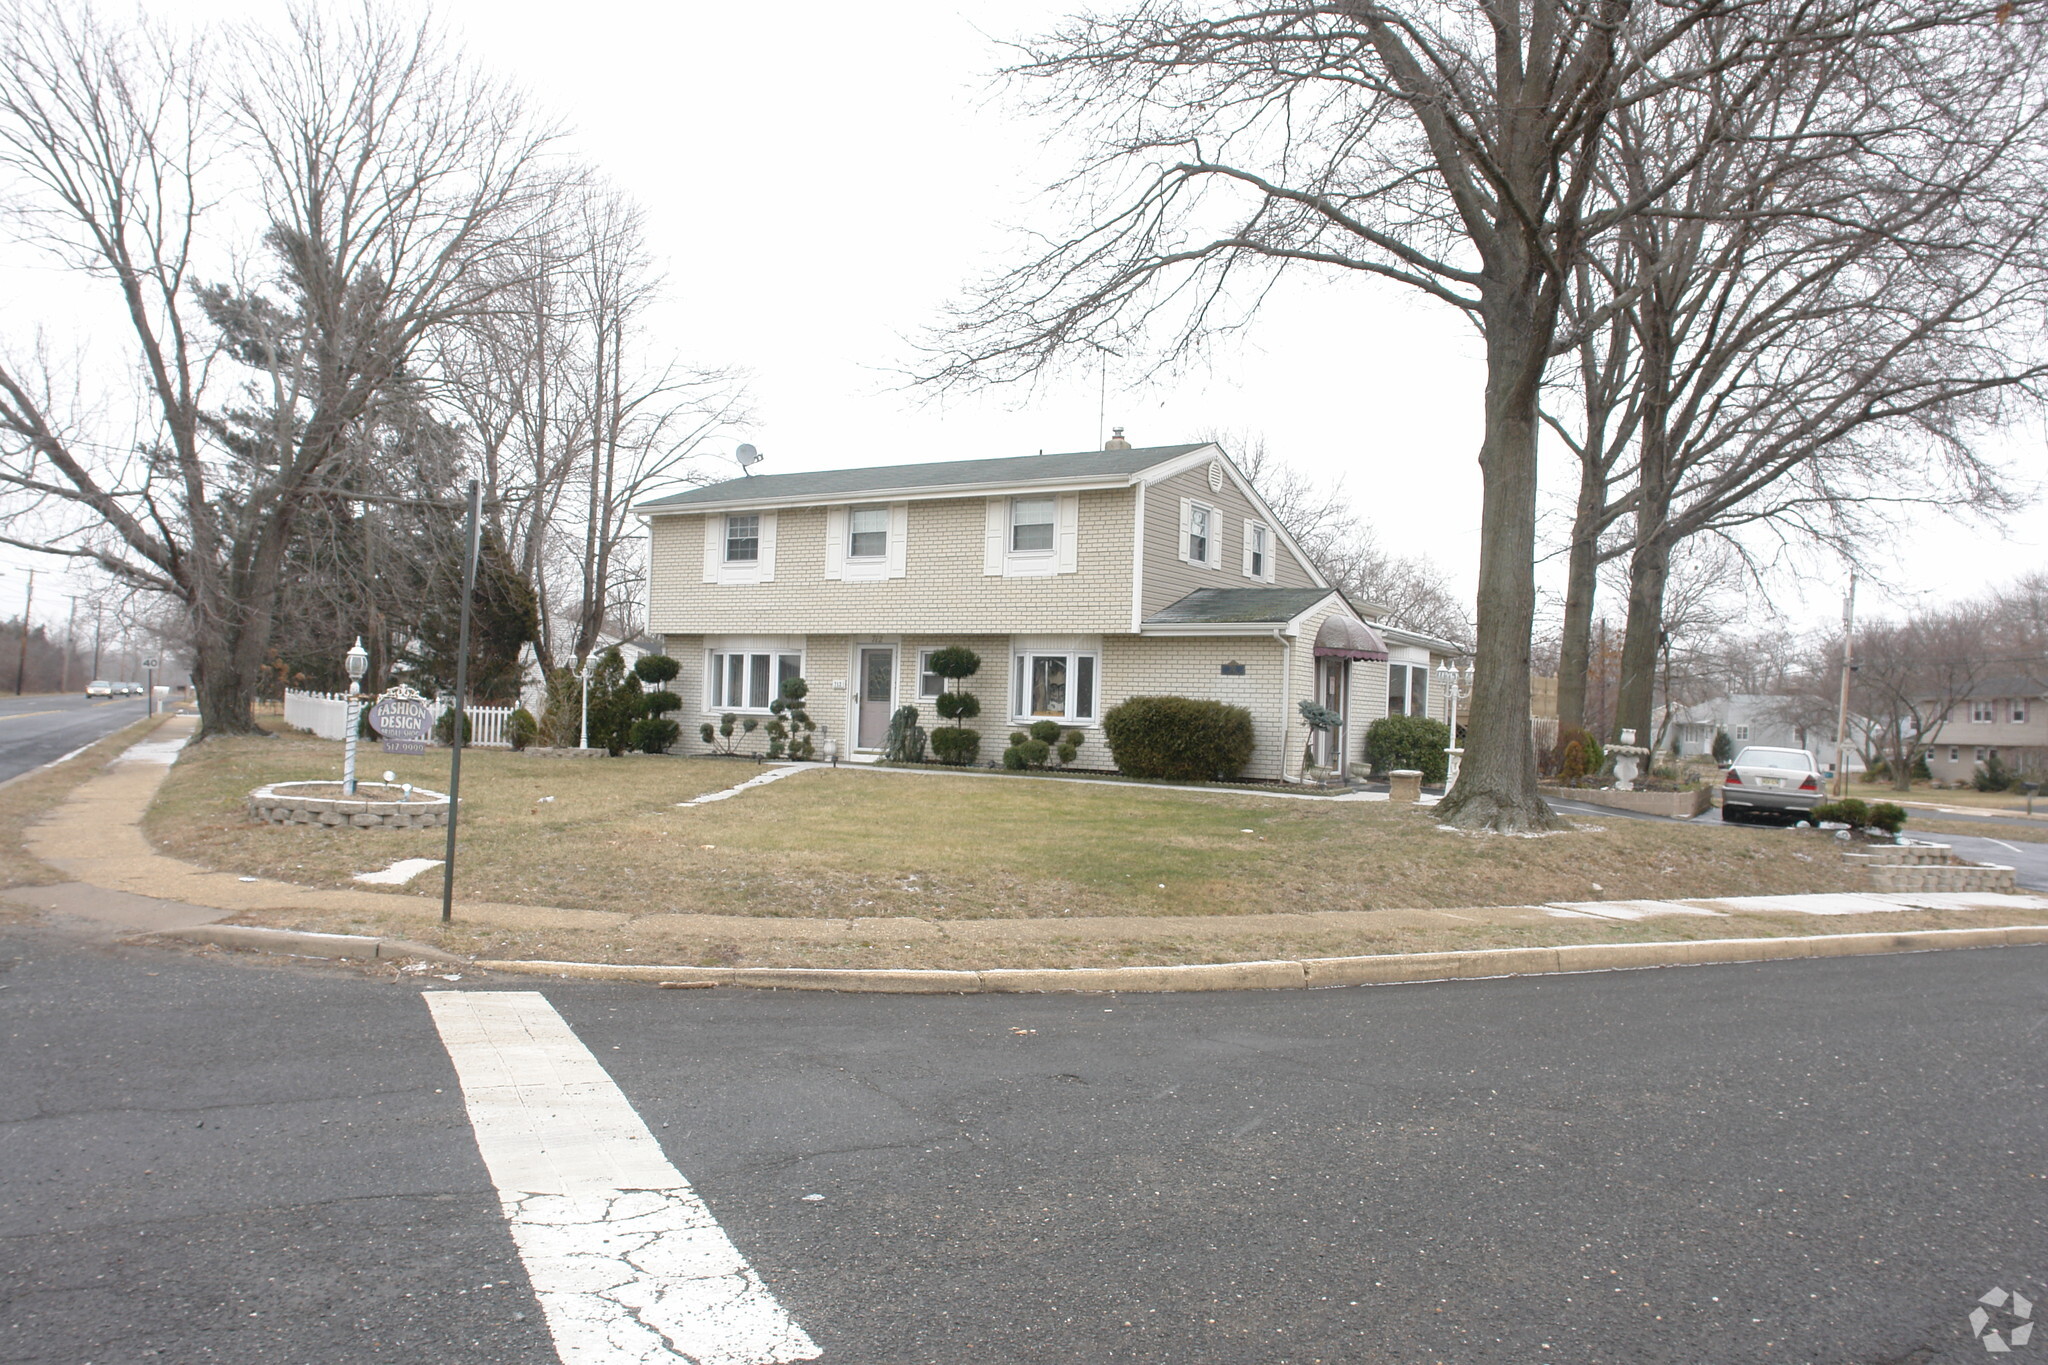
[1667,694,1865,771]
[635,437,1465,781]
[1922,674,2048,783]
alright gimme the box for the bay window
[1015,649,1097,723]
[708,649,802,711]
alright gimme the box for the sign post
[142,657,158,717]
[441,481,483,925]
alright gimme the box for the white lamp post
[579,656,594,751]
[1437,662,1463,790]
[342,636,369,795]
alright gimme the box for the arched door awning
[1313,615,1388,662]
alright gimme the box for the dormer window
[724,514,760,563]
[1011,497,1055,553]
[848,505,888,559]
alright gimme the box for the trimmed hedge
[929,726,980,766]
[1102,696,1256,781]
[1365,714,1450,783]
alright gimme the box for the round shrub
[1101,697,1256,781]
[1028,719,1062,744]
[935,690,981,722]
[1002,744,1028,770]
[925,646,981,682]
[1009,730,1028,747]
[928,726,981,766]
[633,654,681,686]
[432,708,472,746]
[1366,714,1451,783]
[1018,738,1051,766]
[1866,801,1908,836]
[643,689,682,717]
[630,716,681,754]
[507,706,539,751]
[1557,739,1587,783]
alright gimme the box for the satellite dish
[735,442,763,475]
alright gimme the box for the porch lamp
[342,636,370,796]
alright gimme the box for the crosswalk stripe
[424,990,821,1365]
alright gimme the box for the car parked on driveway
[1722,746,1823,823]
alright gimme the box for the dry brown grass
[151,733,1874,922]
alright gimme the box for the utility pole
[1832,573,1857,798]
[91,602,103,677]
[61,595,78,694]
[13,568,34,696]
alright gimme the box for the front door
[1315,658,1347,770]
[857,647,894,750]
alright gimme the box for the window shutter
[823,507,847,580]
[1055,493,1079,574]
[702,514,721,583]
[758,512,777,582]
[887,502,909,578]
[984,498,1006,575]
[1241,519,1255,578]
[1177,498,1192,564]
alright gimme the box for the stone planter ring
[248,780,452,829]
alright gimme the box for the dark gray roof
[635,443,1212,511]
[1144,587,1337,625]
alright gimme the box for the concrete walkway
[9,716,2048,966]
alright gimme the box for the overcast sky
[2,0,2041,646]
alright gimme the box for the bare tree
[923,1,2003,830]
[1850,606,1996,791]
[1551,17,2048,745]
[0,2,558,736]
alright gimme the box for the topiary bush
[764,678,817,760]
[507,706,538,751]
[935,690,981,724]
[1005,721,1082,770]
[1711,729,1734,764]
[929,726,981,766]
[630,716,681,754]
[1102,696,1256,781]
[1365,714,1451,783]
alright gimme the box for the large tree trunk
[1554,455,1607,736]
[1611,530,1672,749]
[1435,291,1564,833]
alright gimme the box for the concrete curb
[154,923,464,963]
[470,925,2048,994]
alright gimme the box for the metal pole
[580,661,590,750]
[441,481,483,924]
[1832,573,1856,798]
[342,682,360,795]
[14,568,34,695]
[61,596,77,695]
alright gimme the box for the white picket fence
[282,688,514,748]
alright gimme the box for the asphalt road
[3,925,2043,1364]
[0,693,150,784]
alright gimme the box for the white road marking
[423,991,820,1365]
[353,857,444,885]
[1981,837,2024,855]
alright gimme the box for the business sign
[369,685,433,755]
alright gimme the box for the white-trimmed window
[917,649,945,700]
[1011,497,1055,553]
[724,514,760,563]
[707,649,802,712]
[1734,723,1750,741]
[984,494,1079,576]
[703,510,776,584]
[848,505,888,559]
[1971,699,1996,724]
[1242,520,1272,581]
[1013,650,1098,724]
[2013,699,2029,723]
[1387,663,1429,717]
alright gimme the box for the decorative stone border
[1841,841,2017,893]
[1539,784,1714,818]
[248,780,451,829]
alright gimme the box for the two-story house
[1924,673,2048,784]
[636,437,1459,782]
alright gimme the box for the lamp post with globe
[342,637,369,795]
[579,655,594,751]
[1436,662,1464,790]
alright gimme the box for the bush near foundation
[1102,697,1255,781]
[929,726,981,766]
[1365,714,1450,783]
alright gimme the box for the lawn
[149,732,1875,922]
[1840,779,2042,814]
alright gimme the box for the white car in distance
[1721,746,1823,824]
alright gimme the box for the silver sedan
[1721,746,1823,823]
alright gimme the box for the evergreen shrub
[1101,697,1255,781]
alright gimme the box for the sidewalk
[9,717,2048,986]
